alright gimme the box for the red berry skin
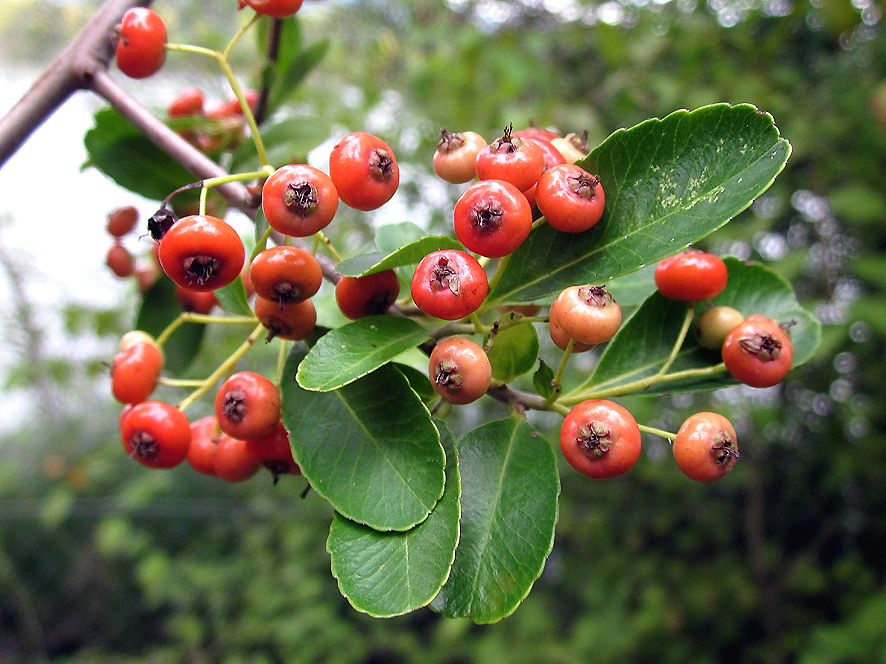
[673,412,739,482]
[254,296,317,341]
[115,8,167,79]
[167,88,205,117]
[106,243,135,278]
[158,215,245,292]
[111,341,164,405]
[261,164,339,237]
[214,435,260,483]
[475,129,545,193]
[249,246,323,306]
[335,270,401,320]
[120,401,191,469]
[428,337,492,405]
[722,315,794,388]
[548,314,594,353]
[411,250,488,321]
[245,420,301,483]
[175,286,218,314]
[560,400,641,479]
[654,251,728,302]
[453,180,533,258]
[329,132,399,211]
[215,371,281,441]
[433,130,487,184]
[106,206,139,237]
[187,416,220,476]
[536,164,606,233]
[550,285,622,346]
[240,0,304,19]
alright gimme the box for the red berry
[254,296,317,341]
[111,341,164,405]
[239,0,304,19]
[428,337,492,405]
[261,164,339,237]
[432,129,487,184]
[722,315,794,388]
[120,401,190,469]
[167,88,205,117]
[245,420,301,484]
[560,400,641,478]
[329,132,399,211]
[158,215,245,292]
[214,371,281,441]
[115,8,167,79]
[548,313,594,353]
[176,286,218,314]
[411,250,488,321]
[673,412,739,482]
[249,246,323,307]
[654,250,728,302]
[475,124,545,193]
[106,205,139,237]
[453,179,532,258]
[335,270,401,320]
[214,435,260,483]
[106,243,134,278]
[536,164,605,233]
[187,416,220,476]
[550,285,622,346]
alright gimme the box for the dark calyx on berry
[434,360,463,393]
[148,207,177,240]
[739,333,783,361]
[471,201,504,234]
[576,422,612,459]
[431,257,460,296]
[283,181,318,217]
[129,432,159,460]
[222,390,247,422]
[183,255,223,285]
[369,149,395,181]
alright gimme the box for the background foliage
[1,0,885,662]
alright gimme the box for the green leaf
[135,277,204,374]
[376,222,426,254]
[393,363,436,403]
[487,323,539,382]
[336,236,463,277]
[487,103,791,303]
[297,317,431,391]
[281,348,444,532]
[431,418,559,623]
[327,420,461,617]
[83,109,197,202]
[213,276,252,316]
[565,258,820,399]
[532,359,558,401]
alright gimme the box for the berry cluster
[99,0,810,622]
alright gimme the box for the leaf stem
[155,312,258,348]
[638,423,677,441]
[166,42,271,168]
[314,230,343,262]
[560,362,728,405]
[177,323,265,412]
[657,302,695,376]
[551,338,575,395]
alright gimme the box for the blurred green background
[1,0,885,662]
